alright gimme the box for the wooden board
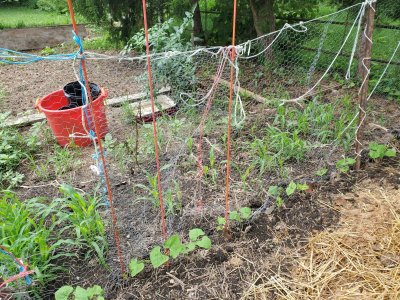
[213,77,269,104]
[130,95,176,119]
[5,88,172,127]
[105,86,171,107]
[5,113,45,127]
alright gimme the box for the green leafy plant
[0,187,107,291]
[368,142,396,160]
[125,13,197,103]
[316,168,328,176]
[129,229,211,278]
[0,113,44,188]
[216,207,252,231]
[336,157,356,173]
[268,182,309,208]
[203,147,218,185]
[58,185,107,265]
[55,285,104,300]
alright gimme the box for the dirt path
[0,56,142,116]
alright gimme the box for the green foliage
[129,229,211,278]
[0,187,106,289]
[216,207,252,231]
[150,246,169,268]
[268,182,309,207]
[0,113,44,188]
[55,285,104,300]
[129,258,145,277]
[336,157,356,173]
[58,185,107,265]
[135,172,182,216]
[368,142,396,160]
[316,168,328,176]
[203,146,218,185]
[125,14,197,103]
[37,0,68,13]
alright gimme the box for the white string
[280,1,366,106]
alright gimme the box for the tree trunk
[249,0,276,59]
[249,0,276,37]
[192,0,206,45]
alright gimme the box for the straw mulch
[242,179,400,300]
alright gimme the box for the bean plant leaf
[286,182,297,196]
[316,168,328,176]
[129,258,145,277]
[195,236,212,249]
[229,211,240,221]
[55,286,74,300]
[74,286,89,300]
[189,228,205,241]
[385,148,396,157]
[164,234,186,259]
[239,207,252,220]
[186,242,196,252]
[296,183,309,191]
[86,285,103,297]
[276,196,284,207]
[268,185,279,197]
[150,246,169,268]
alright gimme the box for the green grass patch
[0,7,86,29]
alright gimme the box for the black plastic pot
[61,81,101,110]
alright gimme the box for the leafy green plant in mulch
[129,228,211,278]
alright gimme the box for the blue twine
[0,248,32,286]
[0,48,77,65]
[71,30,109,209]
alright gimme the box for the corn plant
[0,187,107,290]
[58,185,107,265]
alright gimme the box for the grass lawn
[0,6,86,29]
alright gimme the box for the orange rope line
[141,0,168,240]
[67,0,125,274]
[224,0,238,234]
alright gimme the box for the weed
[0,113,43,188]
[51,145,81,177]
[203,146,218,185]
[316,167,328,176]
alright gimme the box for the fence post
[355,1,376,171]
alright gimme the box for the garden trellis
[0,0,399,295]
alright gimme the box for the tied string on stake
[66,0,124,274]
[0,246,34,289]
[71,32,109,206]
